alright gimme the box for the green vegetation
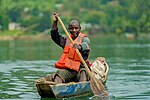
[0,0,149,36]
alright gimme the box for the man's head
[68,19,81,38]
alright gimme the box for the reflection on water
[0,38,150,100]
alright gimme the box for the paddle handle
[57,16,92,76]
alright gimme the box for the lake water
[0,36,150,100]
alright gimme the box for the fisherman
[50,12,91,84]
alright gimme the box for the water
[0,37,150,100]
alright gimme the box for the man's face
[69,21,80,38]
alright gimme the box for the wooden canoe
[35,80,92,98]
[35,57,109,98]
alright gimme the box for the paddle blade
[90,77,108,96]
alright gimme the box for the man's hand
[53,11,59,22]
[52,11,60,30]
[73,44,81,50]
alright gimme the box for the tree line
[0,0,149,35]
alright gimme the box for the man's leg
[54,75,63,84]
[79,70,87,82]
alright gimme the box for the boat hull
[36,81,92,98]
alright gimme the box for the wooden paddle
[57,16,108,96]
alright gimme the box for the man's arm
[73,36,90,52]
[50,12,66,48]
[80,37,90,51]
[50,28,66,48]
[80,37,90,60]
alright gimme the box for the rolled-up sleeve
[80,37,90,51]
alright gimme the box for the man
[50,12,91,84]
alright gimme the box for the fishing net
[90,57,109,83]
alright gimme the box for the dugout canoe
[35,57,109,98]
[35,80,92,98]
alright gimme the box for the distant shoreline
[0,33,149,40]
